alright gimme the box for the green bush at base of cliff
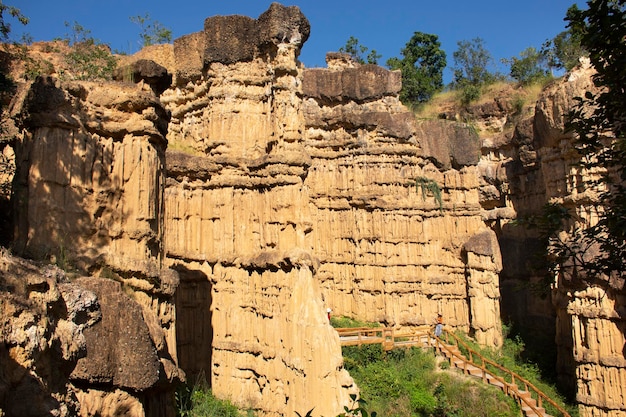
[330,315,380,329]
[176,383,244,417]
[343,346,520,417]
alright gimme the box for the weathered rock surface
[0,249,100,416]
[3,4,623,417]
[12,76,168,275]
[301,53,502,347]
[159,5,357,417]
[113,59,172,95]
[537,63,625,417]
[473,59,625,417]
[6,73,182,416]
[70,277,160,390]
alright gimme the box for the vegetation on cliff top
[563,0,626,281]
[386,32,447,106]
[341,4,584,110]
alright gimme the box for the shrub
[459,83,481,105]
[342,344,384,371]
[61,21,116,81]
[453,330,578,417]
[64,39,116,80]
[344,345,519,417]
[176,383,242,417]
[330,315,378,329]
[503,47,551,86]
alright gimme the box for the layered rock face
[535,64,626,417]
[0,249,100,416]
[473,61,626,417]
[12,76,167,275]
[7,3,625,417]
[154,5,505,414]
[159,5,357,417]
[7,76,182,416]
[113,4,504,415]
[302,54,503,347]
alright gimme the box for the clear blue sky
[10,0,583,82]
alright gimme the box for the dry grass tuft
[413,79,555,122]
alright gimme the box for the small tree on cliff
[0,1,28,41]
[452,37,496,104]
[130,13,172,48]
[0,2,27,96]
[339,36,381,65]
[62,21,116,80]
[527,0,626,289]
[541,5,587,73]
[386,31,447,106]
[502,46,550,86]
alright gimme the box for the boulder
[113,59,172,95]
[415,119,481,169]
[71,277,160,391]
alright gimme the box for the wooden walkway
[337,327,571,417]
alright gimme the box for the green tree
[386,31,446,105]
[452,37,495,87]
[63,21,117,80]
[0,2,27,106]
[562,0,626,280]
[339,36,381,65]
[542,5,587,73]
[503,46,550,85]
[452,38,496,104]
[0,1,28,41]
[130,13,172,48]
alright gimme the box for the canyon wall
[536,64,626,417]
[301,55,503,346]
[7,75,182,415]
[470,61,626,417]
[154,4,502,415]
[159,5,357,417]
[3,3,625,417]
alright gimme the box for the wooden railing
[436,329,571,417]
[336,326,431,351]
[336,326,571,417]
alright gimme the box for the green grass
[330,315,380,329]
[177,325,575,417]
[451,329,578,417]
[176,382,245,417]
[343,346,520,417]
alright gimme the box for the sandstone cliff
[0,249,99,416]
[535,64,626,417]
[1,3,624,417]
[461,60,626,417]
[158,6,358,416]
[4,72,183,415]
[301,55,502,347]
[153,5,503,414]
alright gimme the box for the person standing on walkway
[434,314,443,337]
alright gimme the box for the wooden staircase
[434,330,570,417]
[336,326,571,417]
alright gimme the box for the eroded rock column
[160,5,356,416]
[533,62,626,417]
[302,54,503,346]
[12,76,182,417]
